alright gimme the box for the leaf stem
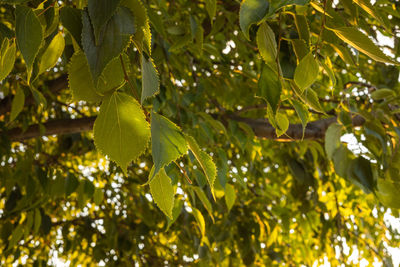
[174,161,192,184]
[119,55,140,101]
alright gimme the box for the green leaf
[88,0,121,45]
[0,38,16,82]
[33,209,41,234]
[93,188,104,205]
[257,64,281,113]
[149,168,175,219]
[348,157,375,193]
[141,55,159,104]
[353,0,386,29]
[122,0,152,54]
[291,39,309,62]
[186,135,217,199]
[324,123,342,160]
[15,6,43,81]
[30,87,47,108]
[256,22,277,67]
[150,113,188,181]
[304,88,324,113]
[9,85,25,122]
[275,112,289,137]
[320,57,336,87]
[294,14,309,44]
[224,183,236,212]
[377,179,400,209]
[329,27,398,65]
[291,99,309,137]
[65,173,79,196]
[39,32,65,75]
[191,207,206,238]
[239,0,269,40]
[167,199,183,230]
[191,186,214,222]
[96,56,126,95]
[8,223,24,249]
[204,0,217,21]
[294,52,319,90]
[371,89,395,101]
[68,50,102,103]
[82,7,135,82]
[60,7,83,47]
[94,92,150,174]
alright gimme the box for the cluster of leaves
[0,0,400,265]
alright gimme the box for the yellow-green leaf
[68,50,102,103]
[150,113,188,181]
[9,85,25,122]
[149,168,175,219]
[191,186,214,222]
[186,135,217,199]
[93,92,150,174]
[329,27,398,65]
[294,52,319,90]
[39,32,65,75]
[256,22,277,67]
[224,183,236,212]
[0,38,16,82]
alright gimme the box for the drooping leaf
[329,27,398,65]
[239,0,269,40]
[294,14,309,44]
[150,113,188,181]
[82,7,135,82]
[186,135,217,198]
[149,168,175,219]
[376,179,400,209]
[141,54,159,104]
[60,7,82,47]
[93,188,104,205]
[256,22,277,67]
[191,207,206,238]
[88,0,121,45]
[15,6,43,80]
[96,56,126,95]
[257,64,281,113]
[68,50,102,103]
[370,89,395,101]
[291,99,309,137]
[224,183,236,212]
[0,38,16,82]
[291,39,309,62]
[275,112,289,137]
[294,52,319,90]
[304,88,325,114]
[38,32,65,75]
[93,92,150,174]
[122,0,152,54]
[324,123,342,160]
[204,0,217,21]
[191,186,214,222]
[30,86,47,108]
[9,85,24,122]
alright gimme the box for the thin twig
[174,161,192,184]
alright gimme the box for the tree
[0,0,400,265]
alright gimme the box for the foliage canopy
[0,0,400,265]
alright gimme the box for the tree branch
[4,114,365,142]
[227,114,365,141]
[6,116,96,142]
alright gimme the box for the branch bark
[4,114,365,142]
